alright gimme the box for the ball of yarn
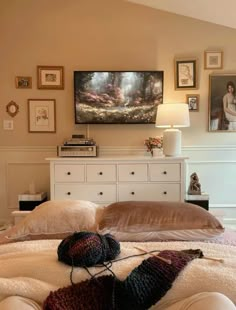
[57,231,120,267]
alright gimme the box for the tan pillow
[5,200,99,241]
[98,201,224,241]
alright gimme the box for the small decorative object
[28,99,56,132]
[204,51,223,70]
[15,76,32,89]
[186,94,199,111]
[6,101,19,117]
[188,172,201,195]
[174,58,197,90]
[144,136,163,156]
[37,65,64,89]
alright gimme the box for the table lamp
[155,103,190,157]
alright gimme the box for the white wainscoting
[0,145,235,227]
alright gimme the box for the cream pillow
[5,200,99,241]
[98,201,224,241]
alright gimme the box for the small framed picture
[186,94,199,111]
[15,76,32,89]
[174,58,197,90]
[204,51,223,69]
[28,99,56,132]
[37,66,64,89]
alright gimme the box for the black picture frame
[174,58,197,90]
[74,71,164,124]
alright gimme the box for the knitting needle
[134,246,172,265]
[202,256,224,263]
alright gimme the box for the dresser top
[46,156,188,162]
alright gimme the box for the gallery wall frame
[204,51,223,70]
[209,73,236,132]
[186,94,199,111]
[15,76,32,89]
[174,58,197,90]
[28,99,56,133]
[37,66,64,89]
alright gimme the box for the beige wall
[1,0,236,223]
[1,0,236,147]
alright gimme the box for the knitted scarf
[44,249,203,310]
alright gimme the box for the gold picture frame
[204,51,223,70]
[186,94,199,112]
[15,76,32,89]
[174,58,197,90]
[37,66,64,89]
[28,99,56,132]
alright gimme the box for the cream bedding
[0,239,235,309]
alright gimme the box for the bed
[0,200,235,309]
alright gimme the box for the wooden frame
[209,73,236,131]
[28,99,56,132]
[6,101,19,117]
[37,66,64,89]
[186,94,199,111]
[204,51,223,69]
[174,58,197,90]
[15,76,32,89]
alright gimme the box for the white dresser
[46,156,187,204]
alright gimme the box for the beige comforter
[0,239,235,309]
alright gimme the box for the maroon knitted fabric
[44,249,202,310]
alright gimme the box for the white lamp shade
[155,103,190,128]
[155,103,190,157]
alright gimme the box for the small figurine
[188,172,201,195]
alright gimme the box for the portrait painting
[209,73,236,131]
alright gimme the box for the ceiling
[126,0,236,30]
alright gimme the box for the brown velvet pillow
[98,201,224,241]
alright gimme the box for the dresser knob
[67,192,71,195]
[99,172,103,175]
[99,192,103,195]
[67,172,71,175]
[163,171,167,175]
[131,191,135,195]
[163,191,167,195]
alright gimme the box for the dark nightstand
[185,193,209,211]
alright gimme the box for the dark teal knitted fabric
[44,249,203,310]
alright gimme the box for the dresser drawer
[87,164,116,182]
[118,164,148,181]
[54,164,85,182]
[118,183,180,201]
[149,163,180,182]
[54,184,116,202]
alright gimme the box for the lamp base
[163,128,182,157]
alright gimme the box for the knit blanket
[0,240,235,309]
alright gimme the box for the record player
[57,135,97,157]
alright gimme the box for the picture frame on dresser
[174,58,197,90]
[28,99,56,133]
[37,65,64,89]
